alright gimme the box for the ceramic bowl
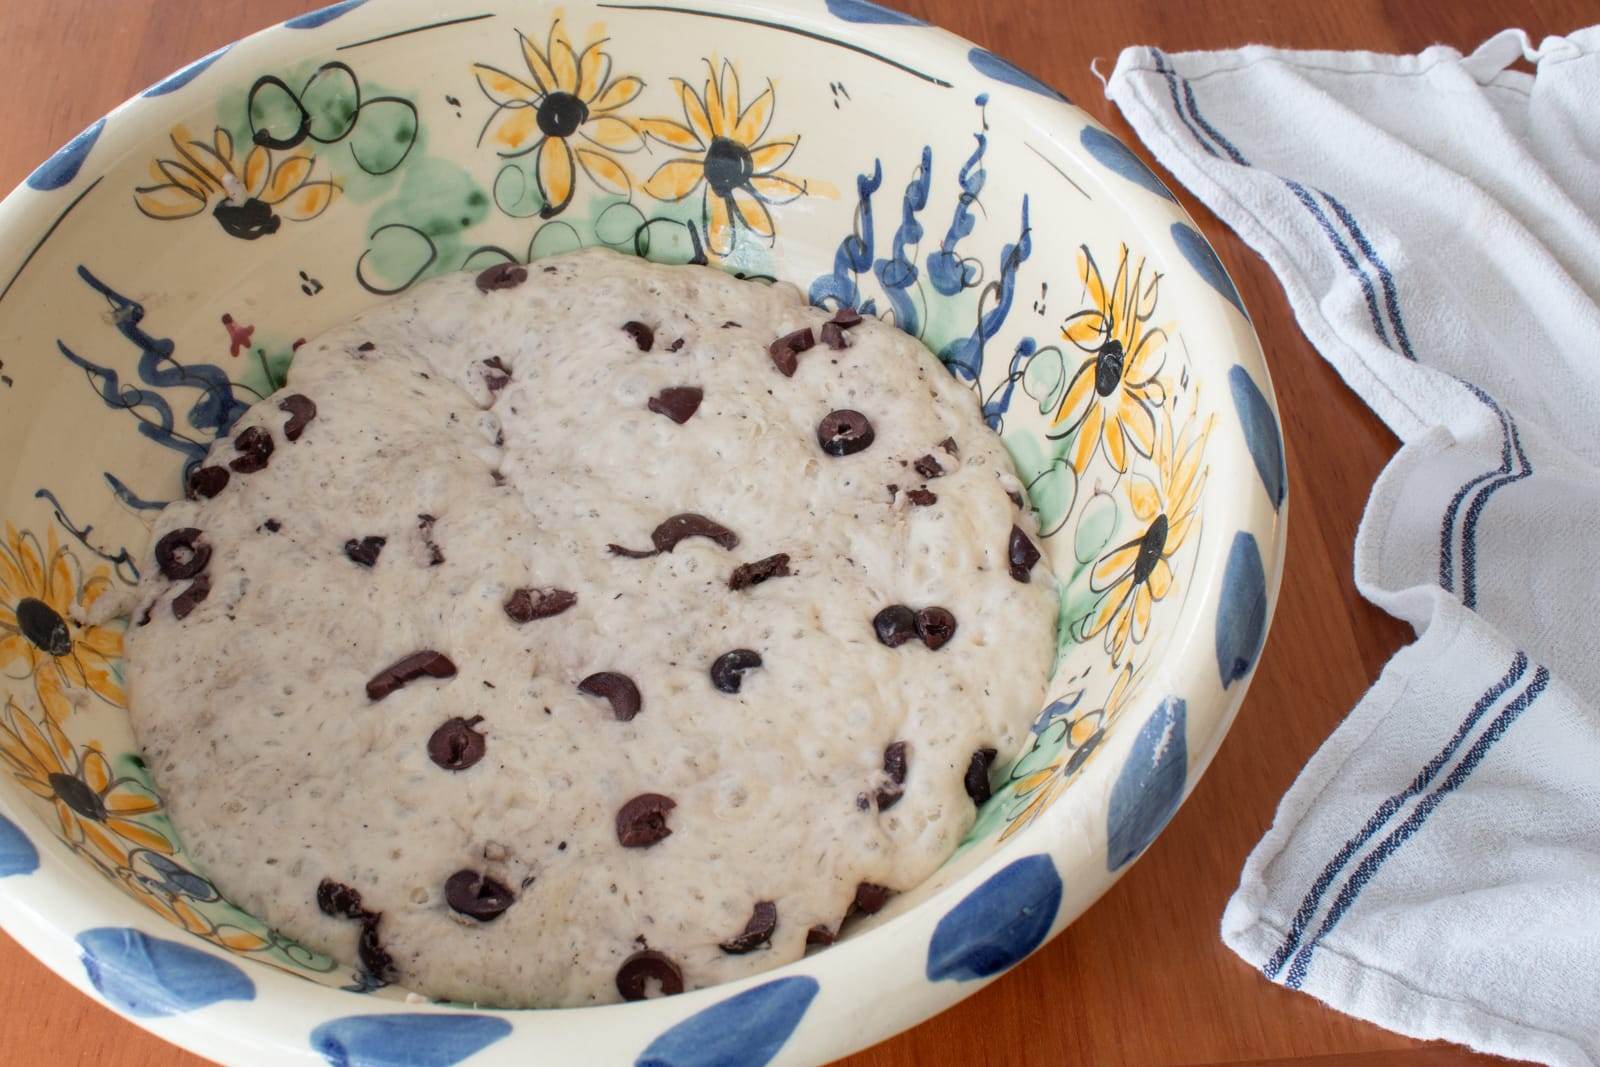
[0,1,1286,1063]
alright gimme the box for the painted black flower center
[16,597,71,657]
[213,198,281,241]
[1094,338,1126,397]
[704,137,754,198]
[537,92,588,138]
[1132,513,1169,585]
[49,773,106,822]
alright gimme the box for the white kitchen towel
[1105,28,1600,1067]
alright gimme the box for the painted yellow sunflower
[1085,396,1212,665]
[472,19,645,215]
[0,698,169,870]
[1000,664,1139,842]
[1,525,124,723]
[1049,244,1170,475]
[639,58,810,258]
[134,124,340,239]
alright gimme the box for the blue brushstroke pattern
[826,0,925,24]
[311,1014,513,1067]
[1228,366,1285,509]
[635,977,819,1067]
[927,854,1062,982]
[58,266,248,472]
[26,118,106,191]
[873,146,931,335]
[142,44,231,97]
[1079,126,1174,201]
[56,339,204,467]
[967,48,1068,102]
[1171,221,1247,319]
[941,195,1031,382]
[928,119,987,296]
[1107,697,1188,871]
[77,928,254,1018]
[285,0,368,28]
[809,160,883,311]
[105,473,169,511]
[1217,531,1268,688]
[0,814,39,876]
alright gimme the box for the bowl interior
[0,0,1281,1058]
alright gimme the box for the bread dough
[125,248,1056,1007]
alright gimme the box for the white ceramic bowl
[0,1,1285,1063]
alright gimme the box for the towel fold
[1106,27,1600,1067]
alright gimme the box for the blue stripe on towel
[1438,383,1513,593]
[1262,653,1528,979]
[1156,55,1527,612]
[1150,51,1219,160]
[1157,53,1391,349]
[1153,57,1550,986]
[1283,665,1551,988]
[1321,191,1415,361]
[1460,405,1532,609]
[1279,180,1391,346]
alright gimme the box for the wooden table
[1,0,1588,1063]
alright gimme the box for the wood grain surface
[0,1,1590,1063]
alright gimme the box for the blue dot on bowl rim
[1216,531,1269,689]
[926,854,1062,982]
[142,44,232,97]
[311,1013,513,1067]
[825,0,926,24]
[967,47,1069,102]
[76,927,254,1018]
[1170,221,1248,320]
[1106,696,1188,871]
[25,118,105,191]
[1079,126,1175,202]
[0,813,38,877]
[1228,366,1286,510]
[285,0,369,29]
[635,976,818,1067]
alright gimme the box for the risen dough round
[126,249,1056,1007]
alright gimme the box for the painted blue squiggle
[105,474,169,512]
[940,196,1031,382]
[809,161,884,311]
[48,267,249,567]
[77,267,249,443]
[56,338,206,468]
[33,489,140,583]
[928,109,988,297]
[871,146,931,336]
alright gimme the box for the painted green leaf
[1021,345,1066,413]
[1027,458,1077,536]
[301,65,359,143]
[349,97,417,176]
[248,80,303,146]
[1074,488,1118,564]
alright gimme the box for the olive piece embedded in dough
[817,409,875,456]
